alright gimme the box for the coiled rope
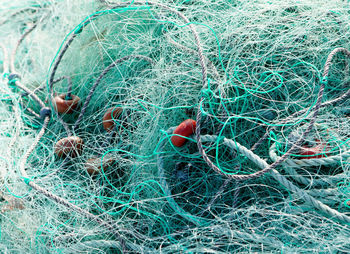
[159,127,350,224]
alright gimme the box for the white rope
[199,134,350,224]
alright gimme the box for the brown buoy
[54,136,84,158]
[85,155,115,175]
[103,107,123,132]
[53,94,80,114]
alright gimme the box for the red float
[171,119,196,147]
[299,141,330,159]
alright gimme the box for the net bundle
[0,0,350,252]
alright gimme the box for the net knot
[7,73,20,86]
[22,177,32,185]
[321,76,328,85]
[40,107,52,119]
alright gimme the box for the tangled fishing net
[1,0,350,252]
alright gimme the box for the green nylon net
[0,0,350,252]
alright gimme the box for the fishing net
[0,0,350,252]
